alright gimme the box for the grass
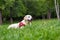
[0,19,60,40]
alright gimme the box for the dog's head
[24,15,32,22]
[23,15,32,26]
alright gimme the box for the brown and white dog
[7,15,32,29]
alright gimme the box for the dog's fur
[7,15,32,29]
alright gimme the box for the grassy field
[0,19,60,40]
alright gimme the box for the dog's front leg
[29,22,32,26]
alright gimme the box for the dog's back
[7,23,19,29]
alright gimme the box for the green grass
[0,19,60,40]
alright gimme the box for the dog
[7,15,32,29]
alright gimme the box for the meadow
[0,19,60,40]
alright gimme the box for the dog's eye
[28,16,30,18]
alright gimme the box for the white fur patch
[7,23,19,29]
[25,15,32,21]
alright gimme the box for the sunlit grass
[0,19,60,40]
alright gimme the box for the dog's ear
[23,16,28,20]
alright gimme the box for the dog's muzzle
[28,19,32,22]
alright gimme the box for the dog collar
[19,22,25,27]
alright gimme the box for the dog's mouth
[28,19,32,22]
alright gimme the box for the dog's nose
[31,18,32,20]
[28,19,32,22]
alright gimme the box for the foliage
[0,0,60,22]
[0,0,57,18]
